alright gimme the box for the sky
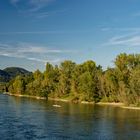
[1,0,140,71]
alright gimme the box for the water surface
[0,94,140,140]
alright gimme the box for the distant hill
[0,70,10,82]
[4,67,31,78]
[0,67,31,83]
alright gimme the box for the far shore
[1,92,140,110]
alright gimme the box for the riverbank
[94,102,140,110]
[1,92,140,110]
[121,106,140,110]
[2,92,47,100]
[48,97,70,102]
[96,102,124,106]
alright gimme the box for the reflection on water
[0,94,140,140]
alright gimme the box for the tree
[57,60,76,97]
[78,72,96,101]
[11,75,26,94]
[102,68,119,102]
[128,66,140,106]
[5,54,140,106]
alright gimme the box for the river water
[0,94,140,140]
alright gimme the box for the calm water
[0,94,140,140]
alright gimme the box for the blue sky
[1,0,140,71]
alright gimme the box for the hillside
[4,67,31,79]
[0,70,10,83]
[0,67,31,83]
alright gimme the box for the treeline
[1,53,140,106]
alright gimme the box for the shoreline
[121,106,140,110]
[96,102,124,106]
[3,92,47,100]
[1,92,140,110]
[48,97,70,102]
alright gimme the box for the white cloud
[0,42,74,65]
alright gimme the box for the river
[0,94,140,140]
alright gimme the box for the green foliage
[9,75,26,94]
[57,61,76,97]
[101,68,119,102]
[5,54,140,106]
[78,72,95,101]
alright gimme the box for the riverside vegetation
[0,53,140,107]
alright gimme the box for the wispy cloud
[34,9,66,19]
[16,42,69,53]
[10,0,55,18]
[27,57,61,64]
[100,28,111,31]
[0,42,74,65]
[100,27,140,32]
[0,29,91,35]
[28,0,54,12]
[99,26,140,47]
[111,36,140,46]
[0,30,68,35]
[103,33,140,47]
[10,0,19,5]
[132,11,140,17]
[10,0,54,11]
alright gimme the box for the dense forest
[0,53,140,106]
